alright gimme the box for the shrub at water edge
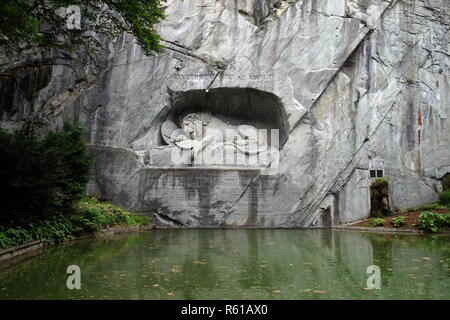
[417,211,450,233]
[372,218,385,227]
[392,216,405,228]
[438,190,450,206]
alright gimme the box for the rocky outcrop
[1,0,449,227]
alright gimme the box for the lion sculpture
[161,112,278,167]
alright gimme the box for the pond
[0,229,449,299]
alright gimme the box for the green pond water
[0,229,449,300]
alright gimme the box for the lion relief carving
[161,112,279,167]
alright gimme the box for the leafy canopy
[0,0,165,55]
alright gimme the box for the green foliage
[0,123,91,226]
[442,174,450,190]
[108,0,166,55]
[372,178,389,188]
[0,198,149,249]
[417,211,450,233]
[0,226,33,249]
[391,216,405,228]
[372,218,385,227]
[0,213,74,248]
[0,124,149,250]
[28,213,75,245]
[438,189,450,206]
[0,0,165,55]
[407,202,444,212]
[406,77,415,84]
[76,74,88,83]
[71,197,149,233]
[0,0,41,45]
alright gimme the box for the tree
[0,123,91,226]
[0,0,165,55]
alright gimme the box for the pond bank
[346,207,449,234]
[333,225,430,234]
[0,224,153,264]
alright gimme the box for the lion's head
[179,112,211,140]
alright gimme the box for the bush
[0,198,150,249]
[28,214,75,245]
[442,174,450,190]
[438,190,450,206]
[0,122,91,227]
[71,197,150,233]
[373,218,385,227]
[0,226,33,249]
[392,216,405,228]
[407,202,443,212]
[0,213,74,248]
[417,211,449,233]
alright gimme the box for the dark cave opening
[155,87,289,148]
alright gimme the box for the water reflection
[0,229,448,299]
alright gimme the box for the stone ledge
[333,225,450,234]
[0,240,43,263]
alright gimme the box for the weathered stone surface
[1,0,449,227]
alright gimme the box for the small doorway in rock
[370,178,390,217]
[321,206,332,227]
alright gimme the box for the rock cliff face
[1,0,449,227]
